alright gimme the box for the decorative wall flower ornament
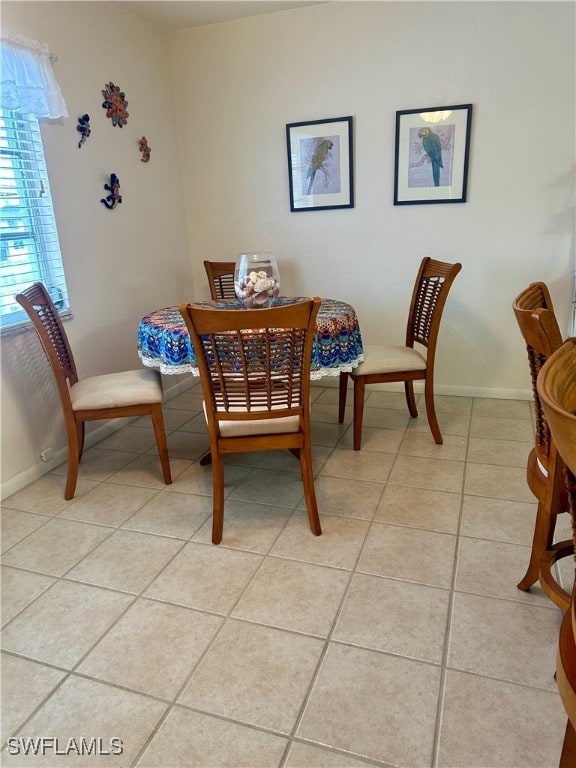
[101,82,128,127]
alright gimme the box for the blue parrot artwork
[418,126,443,186]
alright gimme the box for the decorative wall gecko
[101,173,122,209]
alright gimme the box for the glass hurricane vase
[234,252,281,308]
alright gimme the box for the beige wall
[171,0,575,388]
[1,1,575,497]
[1,1,193,495]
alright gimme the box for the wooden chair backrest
[179,298,320,434]
[15,282,77,412]
[513,282,564,466]
[537,338,576,640]
[406,257,462,352]
[538,338,576,481]
[203,260,237,301]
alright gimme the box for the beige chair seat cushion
[70,369,163,410]
[353,344,427,376]
[203,401,300,438]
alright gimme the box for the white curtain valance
[1,33,68,118]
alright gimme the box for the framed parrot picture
[286,116,354,211]
[394,104,473,205]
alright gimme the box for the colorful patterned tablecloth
[137,297,364,379]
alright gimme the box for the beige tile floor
[1,382,573,767]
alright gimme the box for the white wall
[171,0,575,390]
[1,1,574,497]
[1,1,192,495]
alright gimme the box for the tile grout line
[430,398,473,768]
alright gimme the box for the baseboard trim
[315,379,532,401]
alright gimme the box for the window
[0,107,69,331]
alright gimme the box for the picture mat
[288,120,351,209]
[396,109,469,202]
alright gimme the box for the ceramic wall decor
[101,173,122,209]
[138,136,151,162]
[101,82,129,127]
[76,114,91,148]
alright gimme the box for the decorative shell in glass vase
[234,252,280,308]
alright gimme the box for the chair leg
[404,381,418,418]
[64,422,82,500]
[78,422,86,461]
[352,377,366,450]
[299,444,322,536]
[520,449,566,597]
[338,372,348,423]
[518,498,556,592]
[560,719,576,768]
[150,404,172,485]
[211,451,225,544]
[424,376,442,444]
[199,450,212,466]
[539,539,573,611]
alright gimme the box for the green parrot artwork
[418,126,443,186]
[306,138,333,194]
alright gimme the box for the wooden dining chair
[16,282,172,500]
[537,337,576,766]
[203,260,236,300]
[338,257,461,449]
[179,297,322,544]
[512,281,571,609]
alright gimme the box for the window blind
[0,107,69,330]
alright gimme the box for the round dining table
[137,297,364,379]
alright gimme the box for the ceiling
[113,1,326,30]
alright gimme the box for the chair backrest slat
[203,260,237,301]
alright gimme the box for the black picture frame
[286,116,354,212]
[394,104,473,205]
